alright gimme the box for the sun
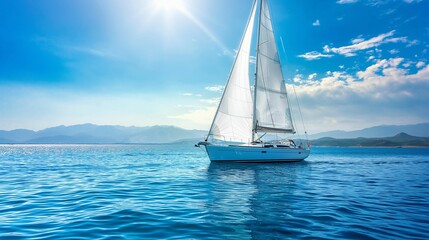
[154,0,184,11]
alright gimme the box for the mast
[252,0,263,142]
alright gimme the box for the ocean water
[0,144,428,239]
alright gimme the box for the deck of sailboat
[229,143,303,149]
[204,144,310,162]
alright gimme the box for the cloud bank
[291,58,429,132]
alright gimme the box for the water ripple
[0,145,428,239]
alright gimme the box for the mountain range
[308,123,429,139]
[0,122,428,144]
[0,124,206,144]
[311,132,429,147]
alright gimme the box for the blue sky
[0,0,428,133]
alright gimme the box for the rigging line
[284,80,295,129]
[287,85,301,141]
[290,87,302,146]
[280,37,286,56]
[293,84,308,142]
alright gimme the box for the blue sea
[0,144,428,239]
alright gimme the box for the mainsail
[207,1,257,143]
[253,0,294,135]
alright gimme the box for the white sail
[207,1,257,143]
[254,0,294,134]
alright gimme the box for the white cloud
[293,74,304,83]
[205,85,224,92]
[384,36,408,44]
[416,61,425,68]
[308,73,317,80]
[320,31,415,58]
[389,49,399,54]
[176,104,199,108]
[168,107,216,129]
[250,56,256,64]
[324,31,396,56]
[291,58,429,132]
[367,0,422,6]
[200,98,220,105]
[406,39,419,47]
[351,38,365,44]
[384,8,396,15]
[403,0,422,3]
[403,16,417,23]
[337,0,358,4]
[181,93,202,97]
[367,0,389,6]
[297,51,333,60]
[402,61,412,68]
[312,20,320,26]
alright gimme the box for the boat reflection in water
[205,161,311,239]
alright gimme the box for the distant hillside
[2,123,428,145]
[0,124,206,144]
[309,123,429,139]
[0,137,16,144]
[312,132,429,147]
[0,129,36,142]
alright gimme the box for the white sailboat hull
[204,144,310,162]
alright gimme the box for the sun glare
[155,0,184,11]
[151,0,228,54]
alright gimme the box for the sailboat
[197,0,310,162]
